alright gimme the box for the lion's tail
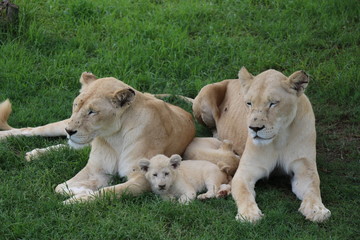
[153,94,194,104]
[0,99,14,130]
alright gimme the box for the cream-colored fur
[0,96,69,139]
[139,154,229,204]
[25,144,67,162]
[193,67,331,223]
[1,72,195,203]
[183,137,240,176]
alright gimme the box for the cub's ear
[113,88,136,108]
[238,67,253,91]
[286,70,310,96]
[139,159,150,172]
[80,72,97,86]
[169,154,182,169]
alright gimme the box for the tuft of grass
[0,0,359,239]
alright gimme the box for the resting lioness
[193,67,331,223]
[139,154,230,204]
[1,72,195,202]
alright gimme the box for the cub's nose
[65,128,77,136]
[249,125,265,133]
[158,184,166,190]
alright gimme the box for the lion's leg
[25,144,68,161]
[62,171,151,204]
[168,179,197,204]
[0,119,69,139]
[192,81,229,128]
[290,158,331,222]
[231,164,266,223]
[197,178,221,200]
[178,189,197,204]
[198,168,228,200]
[55,164,111,197]
[55,145,119,196]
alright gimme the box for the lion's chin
[252,136,274,146]
[152,188,168,195]
[68,139,90,149]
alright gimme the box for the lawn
[0,0,359,239]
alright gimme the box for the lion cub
[139,154,229,204]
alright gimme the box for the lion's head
[238,67,310,146]
[139,154,181,195]
[65,72,136,148]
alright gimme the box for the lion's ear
[80,72,97,86]
[286,70,309,96]
[169,154,182,169]
[139,159,150,172]
[238,67,253,91]
[113,88,136,107]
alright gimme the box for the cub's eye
[164,172,169,176]
[246,101,252,107]
[153,173,157,177]
[269,101,279,108]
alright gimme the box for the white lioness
[0,72,196,202]
[193,67,331,223]
[139,154,229,204]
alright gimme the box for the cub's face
[146,165,175,194]
[65,73,135,148]
[139,154,182,195]
[239,68,309,146]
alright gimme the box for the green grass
[0,0,359,239]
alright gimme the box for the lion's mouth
[253,135,274,140]
[67,133,95,145]
[68,139,90,149]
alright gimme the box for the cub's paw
[216,184,231,198]
[197,192,215,200]
[178,194,194,205]
[299,199,331,222]
[235,206,264,223]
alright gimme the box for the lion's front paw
[299,199,331,222]
[235,206,264,223]
[55,183,73,195]
[63,194,95,204]
[55,183,93,196]
[25,149,41,162]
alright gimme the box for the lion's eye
[153,173,157,177]
[164,172,169,176]
[246,101,252,107]
[269,101,279,108]
[88,110,97,115]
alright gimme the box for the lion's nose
[249,125,265,133]
[65,128,77,136]
[158,184,166,190]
